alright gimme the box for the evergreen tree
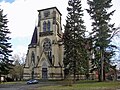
[0,8,13,79]
[63,0,86,81]
[86,0,116,81]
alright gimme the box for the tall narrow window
[31,51,35,79]
[56,23,59,34]
[47,21,50,31]
[43,21,46,32]
[38,14,41,26]
[48,51,52,64]
[31,51,35,64]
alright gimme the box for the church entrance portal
[42,61,48,79]
[42,68,48,79]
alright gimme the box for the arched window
[48,51,52,64]
[47,21,51,31]
[43,38,51,52]
[56,23,59,34]
[43,21,46,32]
[31,51,35,64]
[42,38,52,64]
[31,51,35,79]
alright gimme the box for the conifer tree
[63,0,86,81]
[0,8,13,79]
[86,0,116,81]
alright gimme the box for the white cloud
[0,0,120,55]
[1,0,37,38]
[12,45,27,55]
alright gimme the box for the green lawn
[37,81,120,90]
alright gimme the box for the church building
[23,7,64,80]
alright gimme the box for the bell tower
[37,7,64,79]
[38,7,62,37]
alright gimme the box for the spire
[30,27,37,45]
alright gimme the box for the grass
[1,80,120,90]
[36,80,120,90]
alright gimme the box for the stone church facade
[23,7,64,80]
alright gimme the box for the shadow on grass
[75,80,98,84]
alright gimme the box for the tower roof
[30,27,37,45]
[37,7,62,16]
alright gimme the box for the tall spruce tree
[63,0,86,81]
[0,8,13,79]
[86,0,116,81]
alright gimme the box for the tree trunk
[100,50,104,82]
[98,68,101,81]
[0,73,1,83]
[103,68,106,81]
[73,60,76,83]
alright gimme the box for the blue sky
[0,0,120,68]
[0,0,15,3]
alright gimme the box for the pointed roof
[30,27,37,45]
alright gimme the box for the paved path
[0,81,57,90]
[0,83,39,90]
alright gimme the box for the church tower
[24,7,64,80]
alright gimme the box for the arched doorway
[42,61,48,79]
